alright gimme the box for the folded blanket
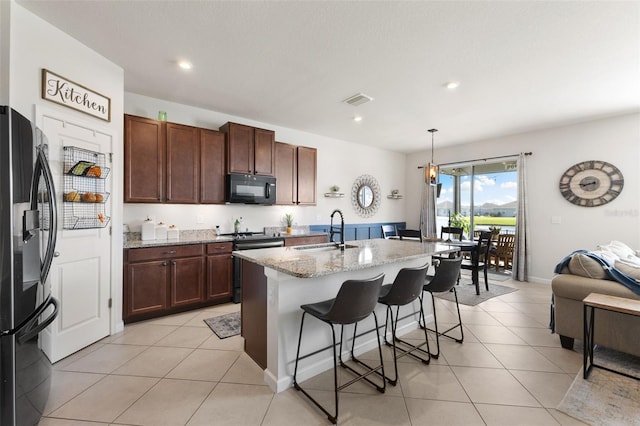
[554,249,640,296]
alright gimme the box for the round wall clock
[559,160,624,207]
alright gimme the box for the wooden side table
[583,292,640,380]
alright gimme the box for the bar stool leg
[420,289,464,359]
[342,315,387,393]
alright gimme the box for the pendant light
[427,128,438,186]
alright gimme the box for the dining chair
[440,226,463,241]
[460,231,492,294]
[489,233,516,270]
[381,224,397,239]
[398,229,422,241]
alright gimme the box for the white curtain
[419,167,437,240]
[513,152,529,281]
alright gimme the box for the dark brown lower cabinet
[206,242,233,301]
[124,242,231,323]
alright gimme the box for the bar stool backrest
[424,257,462,293]
[328,274,385,324]
[379,264,429,306]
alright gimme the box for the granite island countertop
[232,238,458,278]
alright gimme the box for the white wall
[406,113,640,282]
[124,93,407,233]
[8,2,125,331]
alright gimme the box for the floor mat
[433,282,517,306]
[203,311,241,339]
[557,348,640,425]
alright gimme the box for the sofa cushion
[568,253,608,279]
[552,273,640,302]
[615,261,640,281]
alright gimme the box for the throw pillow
[615,261,640,281]
[598,241,637,260]
[568,253,608,279]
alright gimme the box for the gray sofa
[552,273,640,357]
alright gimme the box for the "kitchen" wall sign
[41,69,111,122]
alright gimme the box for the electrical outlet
[196,215,204,224]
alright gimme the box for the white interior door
[38,111,113,363]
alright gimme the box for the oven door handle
[234,240,284,250]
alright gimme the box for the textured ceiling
[17,1,640,153]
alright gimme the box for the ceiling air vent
[343,93,374,106]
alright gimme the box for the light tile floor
[37,279,592,425]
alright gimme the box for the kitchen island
[233,238,458,392]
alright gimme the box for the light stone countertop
[123,229,327,249]
[232,238,459,278]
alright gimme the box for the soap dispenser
[141,217,155,241]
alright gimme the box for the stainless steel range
[226,232,284,303]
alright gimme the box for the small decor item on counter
[155,222,168,240]
[234,217,242,234]
[141,217,155,241]
[284,213,294,234]
[158,110,167,121]
[214,225,221,236]
[167,225,179,240]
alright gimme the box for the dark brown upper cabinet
[166,122,199,204]
[124,114,226,204]
[221,122,275,176]
[124,115,165,203]
[200,129,226,204]
[275,142,317,206]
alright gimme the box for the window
[438,160,517,238]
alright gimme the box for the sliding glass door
[437,160,517,239]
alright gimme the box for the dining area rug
[557,348,640,425]
[204,311,241,339]
[433,281,518,306]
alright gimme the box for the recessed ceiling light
[178,61,193,70]
[444,81,460,90]
[353,115,363,122]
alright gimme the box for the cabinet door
[275,142,296,205]
[171,257,204,307]
[225,123,254,174]
[297,146,317,205]
[254,128,275,176]
[126,260,169,318]
[200,129,226,203]
[166,123,199,204]
[207,254,232,300]
[284,235,328,247]
[170,256,205,307]
[124,115,165,203]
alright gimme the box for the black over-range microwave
[226,173,277,205]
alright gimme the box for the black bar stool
[420,257,464,358]
[292,273,386,424]
[377,264,431,385]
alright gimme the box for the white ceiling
[18,0,640,153]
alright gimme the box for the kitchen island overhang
[233,239,459,393]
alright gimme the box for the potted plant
[391,189,400,197]
[449,213,470,238]
[330,185,340,192]
[489,225,501,240]
[284,213,294,234]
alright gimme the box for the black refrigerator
[0,106,59,425]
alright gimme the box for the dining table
[441,239,482,294]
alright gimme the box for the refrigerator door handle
[32,145,58,284]
[16,296,59,344]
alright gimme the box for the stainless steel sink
[293,243,358,253]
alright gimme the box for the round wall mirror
[351,174,381,217]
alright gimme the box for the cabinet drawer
[207,242,233,255]
[128,244,204,262]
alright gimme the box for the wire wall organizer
[63,146,111,229]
